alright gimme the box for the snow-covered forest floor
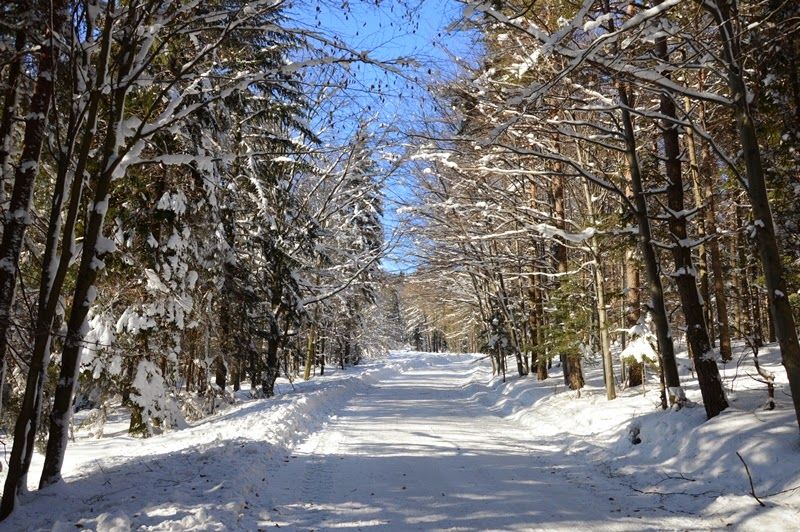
[3,347,799,531]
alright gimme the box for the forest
[0,0,798,528]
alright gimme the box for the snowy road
[8,351,787,531]
[263,356,706,531]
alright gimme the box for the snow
[583,13,612,33]
[673,266,698,278]
[2,348,798,530]
[156,190,188,216]
[94,235,117,255]
[18,160,38,172]
[93,196,110,215]
[144,269,169,293]
[620,336,658,364]
[532,222,596,243]
[129,359,185,433]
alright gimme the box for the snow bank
[458,343,800,529]
[1,353,439,531]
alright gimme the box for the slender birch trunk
[0,29,26,200]
[578,152,614,399]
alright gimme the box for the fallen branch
[736,451,765,507]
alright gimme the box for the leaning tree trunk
[0,2,67,518]
[704,0,800,429]
[1,6,115,510]
[0,2,64,439]
[656,26,728,419]
[733,70,800,427]
[39,157,117,487]
[39,6,134,485]
[0,25,28,486]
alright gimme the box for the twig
[736,451,765,507]
[654,471,696,484]
[628,485,720,498]
[766,484,800,497]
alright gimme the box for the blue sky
[287,0,477,274]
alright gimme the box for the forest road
[264,356,708,531]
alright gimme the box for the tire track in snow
[262,355,714,531]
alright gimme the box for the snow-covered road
[6,351,797,531]
[262,356,706,530]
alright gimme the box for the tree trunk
[263,338,280,398]
[249,349,258,392]
[215,358,227,390]
[0,2,67,517]
[734,204,754,339]
[303,327,316,381]
[0,4,64,450]
[495,268,526,377]
[39,172,114,486]
[618,84,684,407]
[232,359,241,392]
[0,29,26,200]
[552,169,583,390]
[655,22,727,419]
[594,260,614,399]
[700,140,732,362]
[624,240,644,387]
[703,0,800,429]
[684,100,713,340]
[186,357,195,393]
[534,283,547,381]
[39,6,134,485]
[3,3,115,504]
[580,175,615,399]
